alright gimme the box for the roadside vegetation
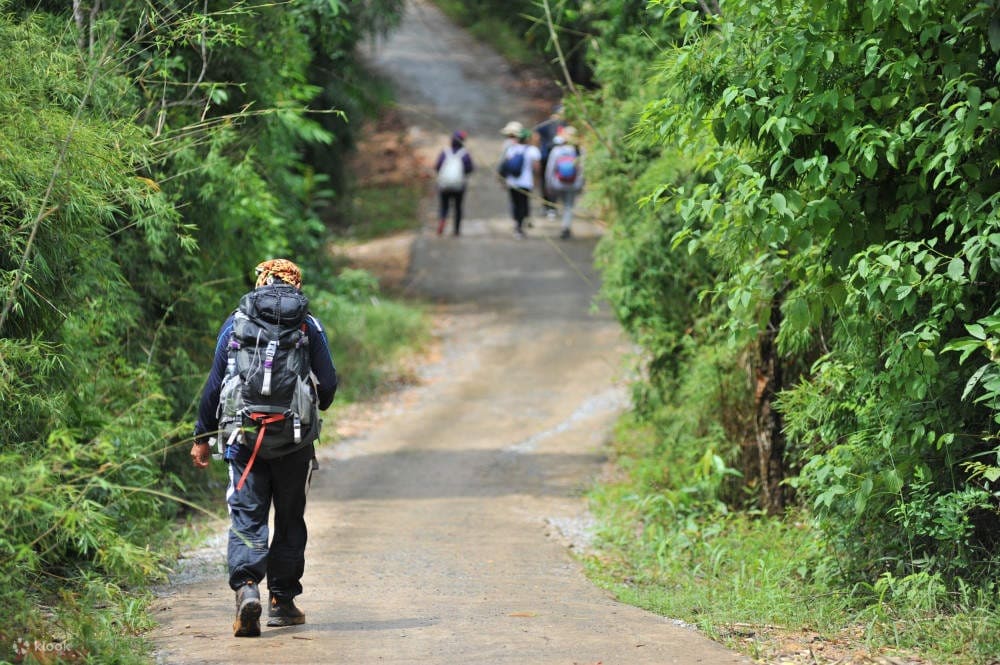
[433,0,540,68]
[9,0,1000,662]
[323,66,428,242]
[0,1,427,662]
[450,0,1000,662]
[334,182,424,241]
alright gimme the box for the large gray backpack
[217,284,319,487]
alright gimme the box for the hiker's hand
[191,441,211,469]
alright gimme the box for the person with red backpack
[543,126,585,239]
[434,130,475,236]
[190,258,338,637]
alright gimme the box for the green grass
[311,278,431,402]
[3,583,159,664]
[432,1,540,67]
[464,18,538,66]
[585,487,845,638]
[583,419,1000,664]
[332,182,425,241]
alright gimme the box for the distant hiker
[191,258,338,638]
[434,130,474,236]
[534,104,566,217]
[498,125,541,239]
[543,125,585,239]
[500,120,523,151]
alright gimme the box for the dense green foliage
[461,0,1000,659]
[11,0,1000,658]
[633,0,1000,587]
[0,1,419,660]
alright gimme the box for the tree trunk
[73,0,86,51]
[755,293,786,515]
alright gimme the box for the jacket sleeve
[463,151,474,174]
[434,150,445,172]
[306,314,338,410]
[193,315,235,442]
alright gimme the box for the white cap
[500,121,524,137]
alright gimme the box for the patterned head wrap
[254,258,302,288]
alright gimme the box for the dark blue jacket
[194,310,338,458]
[534,117,565,161]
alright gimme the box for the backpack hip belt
[234,409,300,491]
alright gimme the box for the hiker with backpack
[497,124,541,239]
[190,258,338,638]
[543,125,585,239]
[434,130,474,236]
[534,103,566,218]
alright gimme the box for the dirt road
[151,2,750,663]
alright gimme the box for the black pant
[438,189,465,234]
[227,443,315,599]
[508,187,530,231]
[540,154,556,210]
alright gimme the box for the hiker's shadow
[325,617,441,631]
[261,616,440,637]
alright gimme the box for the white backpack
[437,148,467,191]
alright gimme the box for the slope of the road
[150,1,751,663]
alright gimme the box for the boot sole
[266,614,306,627]
[233,598,262,637]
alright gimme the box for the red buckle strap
[235,412,286,491]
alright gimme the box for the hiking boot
[267,595,306,627]
[233,581,262,637]
[559,228,572,240]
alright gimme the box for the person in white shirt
[499,127,541,238]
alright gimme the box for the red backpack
[554,151,579,184]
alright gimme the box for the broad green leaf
[962,364,990,401]
[787,297,810,330]
[772,192,788,215]
[990,16,1000,52]
[947,257,965,281]
[966,323,987,340]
